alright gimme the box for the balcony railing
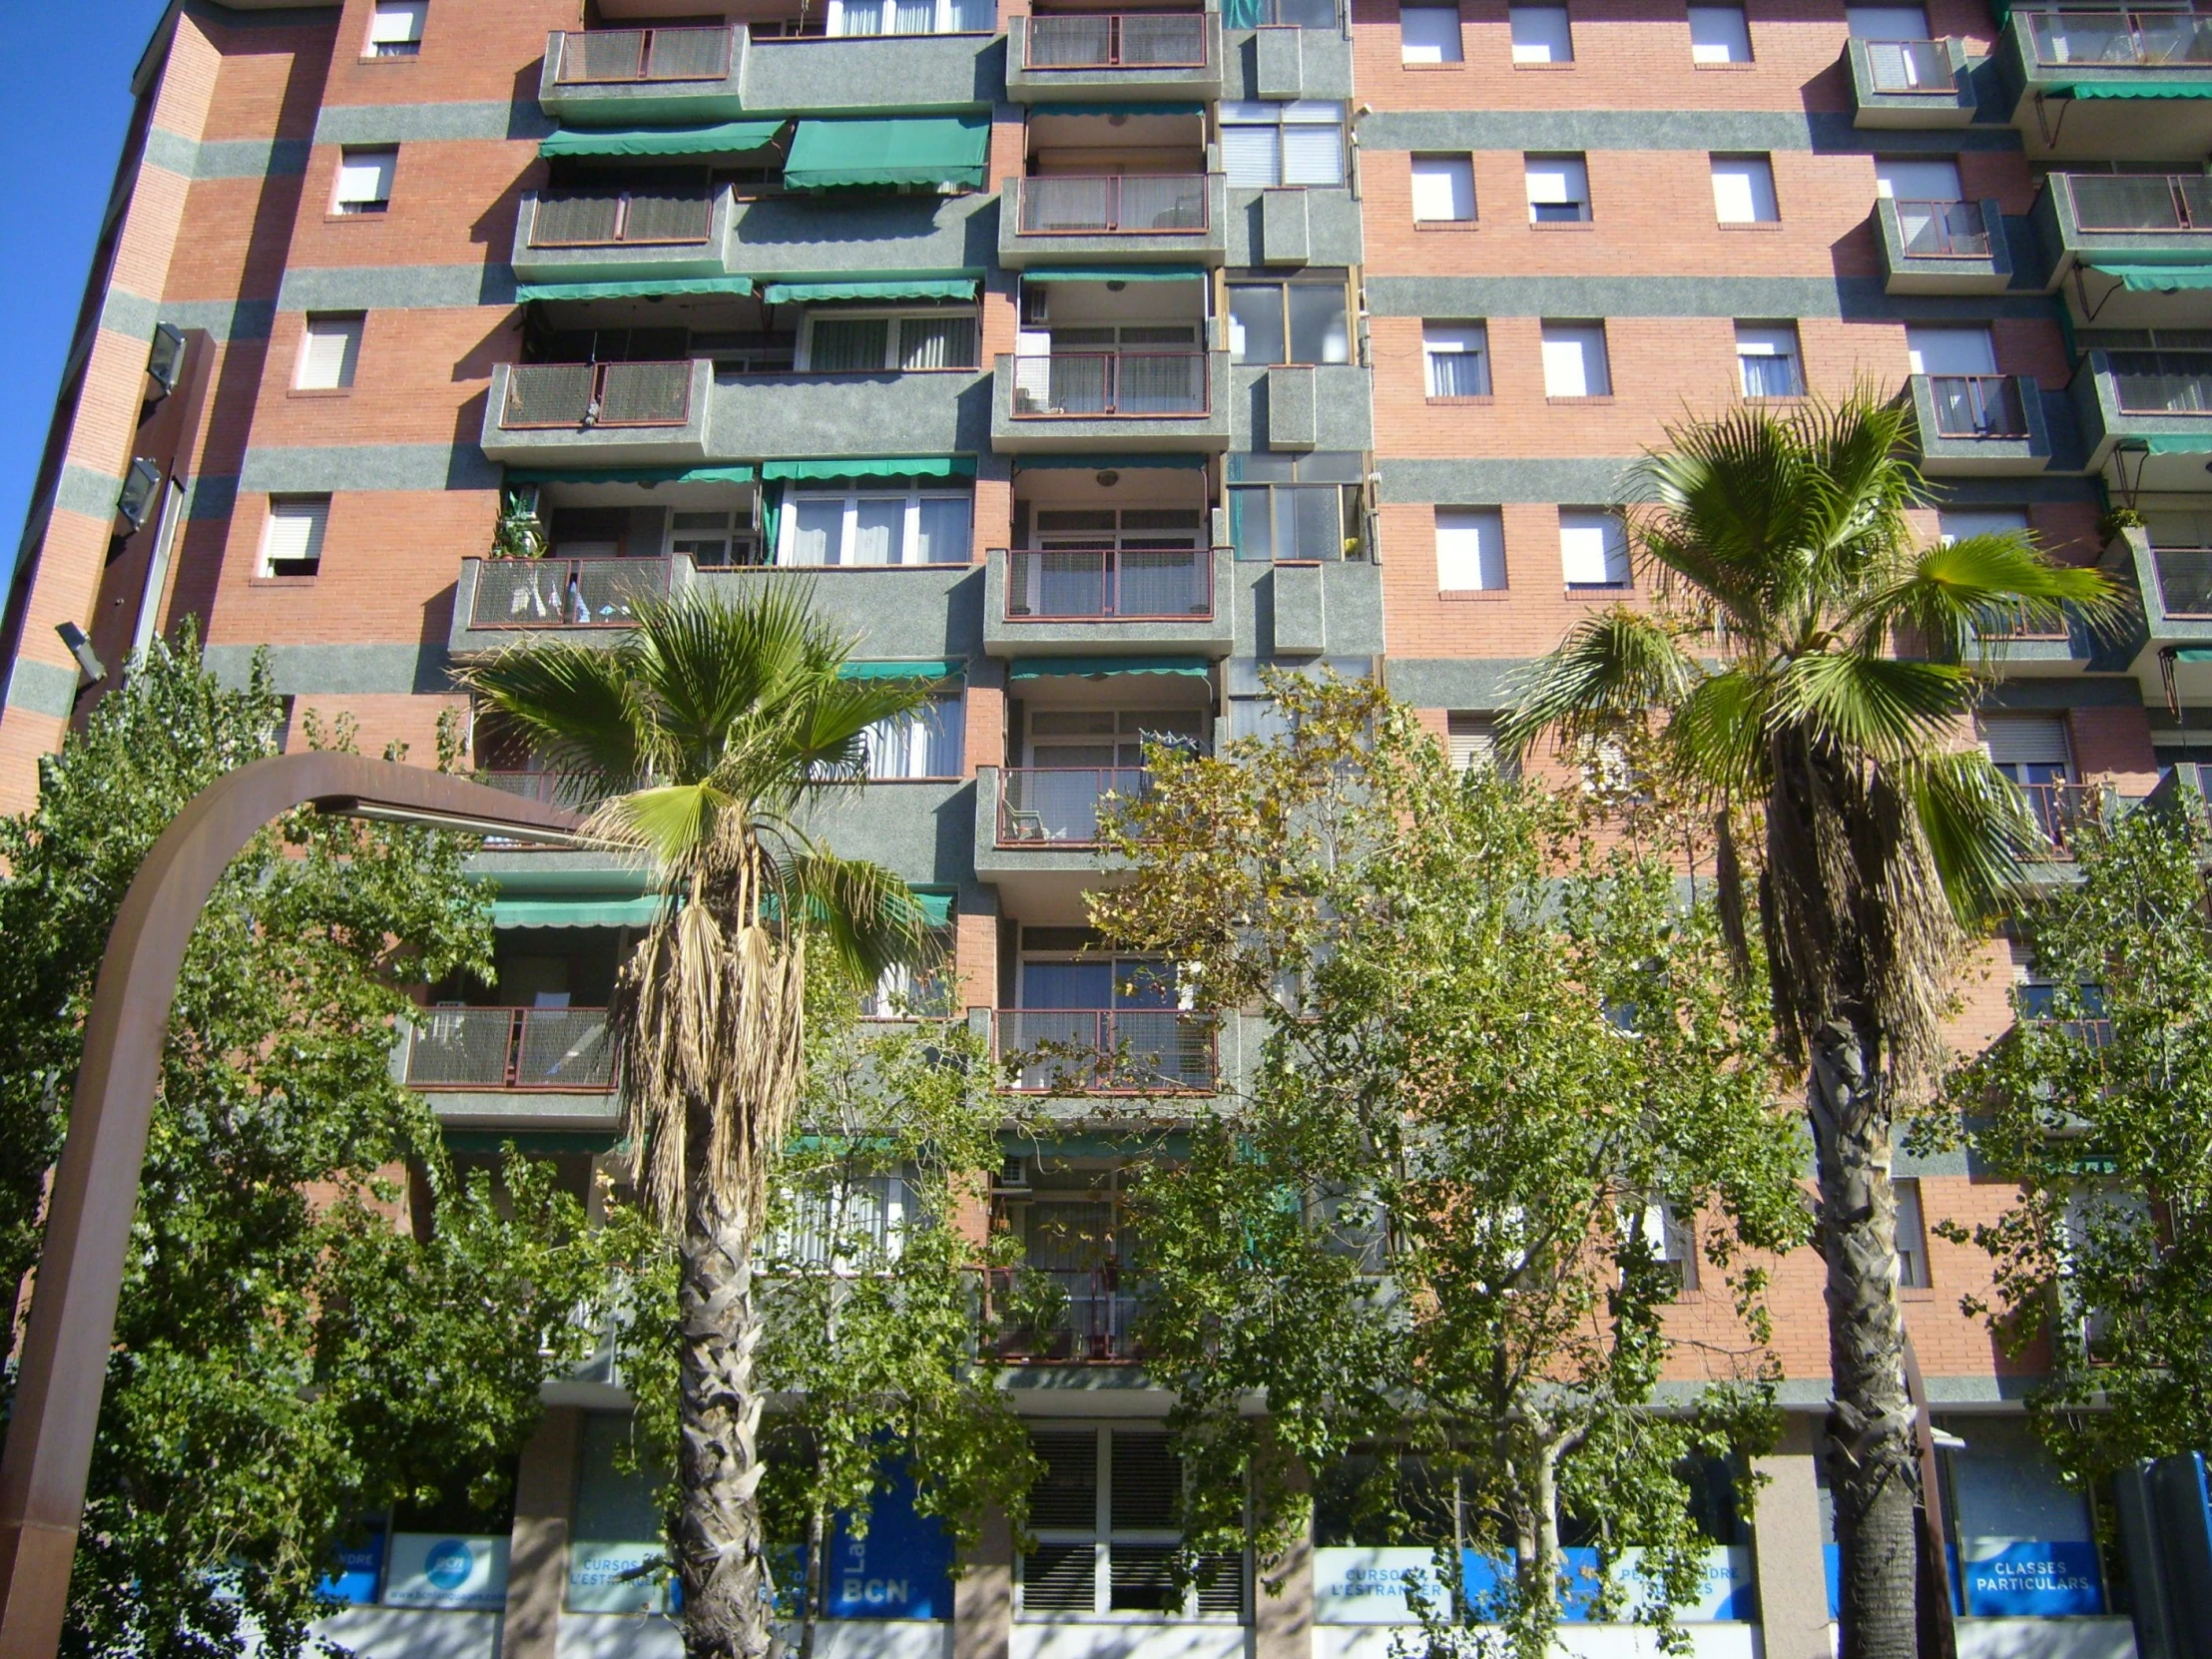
[2064,172,2212,232]
[501,360,696,429]
[998,768,1152,845]
[470,556,675,629]
[2108,350,2212,415]
[983,1267,1141,1363]
[1009,353,1209,417]
[1014,175,1209,235]
[2025,8,2212,67]
[476,771,601,810]
[529,190,714,249]
[2154,546,2212,615]
[1896,198,1990,258]
[1864,37,1955,90]
[2020,782,2108,859]
[994,1007,1216,1092]
[553,25,735,82]
[1024,12,1208,66]
[1928,374,2029,437]
[404,1006,616,1090]
[1006,546,1212,619]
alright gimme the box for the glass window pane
[792,498,843,565]
[915,496,971,564]
[1540,322,1608,396]
[1287,284,1350,364]
[1411,156,1476,223]
[1229,285,1287,365]
[1688,4,1751,62]
[1288,486,1344,560]
[1560,510,1629,586]
[852,497,902,565]
[1221,124,1282,188]
[1436,507,1505,591]
[1282,123,1346,187]
[1400,6,1463,62]
[1509,4,1572,61]
[1231,487,1275,561]
[900,315,976,369]
[1711,155,1779,224]
[892,0,935,30]
[810,317,889,371]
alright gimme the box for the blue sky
[2,0,172,583]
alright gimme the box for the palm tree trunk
[1809,1017,1920,1659]
[674,1188,776,1659]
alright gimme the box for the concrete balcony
[1847,36,1974,126]
[539,26,746,126]
[991,351,1232,453]
[1224,11,1354,101]
[1907,373,2051,474]
[991,1003,1217,1094]
[982,545,1234,658]
[973,765,1131,910]
[2072,349,2212,486]
[1005,12,1224,103]
[401,1005,622,1135]
[739,31,1002,115]
[710,367,990,458]
[997,174,1228,270]
[510,189,730,286]
[1995,8,2212,159]
[2032,173,2212,326]
[2104,526,2212,673]
[1876,198,2012,293]
[723,193,994,284]
[480,359,713,466]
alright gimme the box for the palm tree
[1498,394,2116,1659]
[460,585,935,1659]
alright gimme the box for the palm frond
[1770,650,1972,765]
[1890,750,2041,922]
[1497,609,1700,760]
[787,851,926,983]
[455,642,655,792]
[1664,667,1773,800]
[1849,533,2123,664]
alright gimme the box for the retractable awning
[2046,80,2212,100]
[492,895,663,928]
[514,276,754,302]
[538,120,787,159]
[762,457,976,481]
[1007,656,1212,679]
[839,660,966,683]
[2087,262,2212,291]
[911,890,955,927]
[1021,266,1207,282]
[783,114,991,190]
[504,464,756,485]
[762,276,981,304]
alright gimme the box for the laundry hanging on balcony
[782,114,991,190]
[538,119,788,158]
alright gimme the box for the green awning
[762,456,976,481]
[2048,80,2212,100]
[912,890,955,928]
[1015,453,1209,471]
[1007,656,1212,680]
[839,659,965,682]
[1030,102,1206,119]
[2175,648,2212,662]
[2089,263,2212,291]
[783,115,991,190]
[762,276,981,304]
[493,895,663,928]
[2141,435,2212,454]
[1022,266,1207,282]
[539,120,787,159]
[514,276,754,302]
[505,464,756,485]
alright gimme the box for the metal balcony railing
[2108,350,2212,415]
[998,768,1153,845]
[994,1007,1215,1092]
[2025,8,2212,67]
[1864,38,1953,90]
[2064,172,2212,232]
[1895,198,1990,258]
[529,190,714,248]
[1014,175,1209,235]
[1928,374,2028,438]
[553,25,735,82]
[404,1006,616,1090]
[1024,12,1207,66]
[982,1267,1142,1363]
[1009,352,1209,417]
[2153,546,2212,616]
[502,360,696,429]
[476,771,601,810]
[1005,546,1212,619]
[2019,782,2109,859]
[470,556,675,629]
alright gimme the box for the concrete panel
[741,33,1003,113]
[713,370,991,459]
[1271,561,1326,653]
[1254,26,1304,98]
[1366,274,2056,323]
[1358,108,2024,155]
[730,194,997,280]
[242,441,501,493]
[313,100,552,144]
[1259,190,1310,266]
[4,658,80,720]
[276,265,517,312]
[1265,367,1317,451]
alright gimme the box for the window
[1846,4,1930,38]
[803,311,978,372]
[1893,1178,1931,1289]
[1906,324,1996,376]
[261,496,329,577]
[1540,320,1610,397]
[1423,320,1490,397]
[780,489,972,566]
[864,695,964,779]
[1400,5,1464,61]
[1633,1201,1700,1290]
[333,148,396,215]
[1447,712,1516,775]
[1509,3,1573,61]
[1229,451,1365,562]
[1688,4,1751,62]
[366,0,425,56]
[1938,506,2029,547]
[1020,1429,1242,1618]
[1436,508,1505,591]
[1710,154,1778,224]
[1227,276,1350,365]
[1220,103,1347,189]
[1410,155,1476,224]
[669,508,761,567]
[1736,321,1805,398]
[1525,153,1590,224]
[828,0,994,35]
[1559,508,1629,587]
[295,313,363,390]
[1977,715,2072,788]
[1874,157,1962,202]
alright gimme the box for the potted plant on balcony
[491,485,549,560]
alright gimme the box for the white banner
[382,1533,509,1610]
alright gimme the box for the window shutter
[1021,1544,1096,1612]
[1710,155,1777,224]
[1688,5,1751,61]
[1524,156,1586,207]
[1400,6,1464,62]
[1559,511,1627,586]
[1281,123,1345,188]
[262,499,328,575]
[1109,1432,1180,1530]
[1221,124,1281,187]
[335,149,396,208]
[297,316,362,389]
[1029,1431,1100,1528]
[1978,716,2070,768]
[1411,157,1474,222]
[1448,713,1497,772]
[1436,509,1504,591]
[368,0,426,46]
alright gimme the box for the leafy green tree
[458,586,935,1659]
[1935,797,2212,1480]
[1090,674,1809,1659]
[0,627,615,1657]
[1497,394,2114,1659]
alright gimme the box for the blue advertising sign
[1961,1540,2104,1616]
[316,1531,384,1606]
[827,1466,952,1619]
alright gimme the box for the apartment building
[0,0,2204,1651]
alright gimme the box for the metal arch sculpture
[0,754,585,1657]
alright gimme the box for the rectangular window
[1229,452,1364,562]
[1227,277,1350,366]
[1906,324,1997,376]
[669,508,759,568]
[1509,3,1573,61]
[1894,1178,1931,1289]
[803,311,978,372]
[1539,320,1610,397]
[366,0,426,56]
[1436,507,1505,591]
[261,496,329,577]
[1874,157,1962,202]
[1410,155,1477,224]
[779,489,972,566]
[1559,508,1629,587]
[1400,5,1464,61]
[1422,320,1490,397]
[1220,102,1347,189]
[1688,4,1751,62]
[1847,4,1930,37]
[1736,320,1805,398]
[1710,154,1778,224]
[333,147,397,215]
[1525,153,1590,223]
[1447,711,1511,774]
[1938,507,2029,546]
[829,0,994,35]
[295,313,363,390]
[864,695,964,779]
[1019,1428,1242,1619]
[1978,715,2072,792]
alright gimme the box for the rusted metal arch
[0,754,584,1657]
